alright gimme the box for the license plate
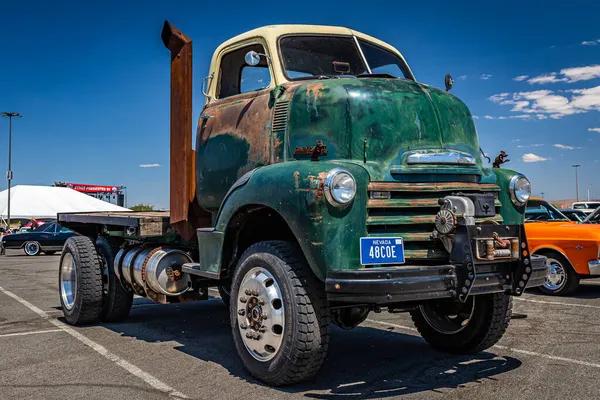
[360,237,405,265]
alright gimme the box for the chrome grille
[367,182,503,261]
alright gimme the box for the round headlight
[324,168,356,206]
[509,174,531,205]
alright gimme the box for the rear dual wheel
[59,236,133,325]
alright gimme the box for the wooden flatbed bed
[58,211,172,237]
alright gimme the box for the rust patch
[306,82,325,100]
[294,171,300,190]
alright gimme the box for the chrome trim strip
[406,151,476,166]
[353,35,372,74]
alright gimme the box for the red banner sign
[65,183,119,193]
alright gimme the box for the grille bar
[366,182,503,262]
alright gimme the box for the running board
[182,263,220,280]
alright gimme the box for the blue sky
[1,0,599,208]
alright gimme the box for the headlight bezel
[509,173,531,206]
[324,168,356,206]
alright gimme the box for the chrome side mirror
[245,51,261,66]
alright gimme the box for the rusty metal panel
[367,182,500,192]
[162,21,211,240]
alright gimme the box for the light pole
[572,164,581,203]
[1,112,22,229]
[541,192,545,199]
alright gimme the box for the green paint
[215,161,370,280]
[287,79,482,181]
[197,229,225,275]
[202,78,527,281]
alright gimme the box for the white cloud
[513,75,529,81]
[589,128,600,133]
[472,115,479,119]
[139,164,160,168]
[527,65,600,84]
[458,75,467,80]
[483,115,494,119]
[517,144,544,148]
[581,40,599,46]
[488,85,600,119]
[512,139,521,142]
[553,144,574,150]
[522,153,550,162]
[480,74,492,80]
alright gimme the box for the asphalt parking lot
[2,252,600,399]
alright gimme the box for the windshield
[573,202,600,209]
[279,35,411,80]
[584,207,600,224]
[525,200,570,222]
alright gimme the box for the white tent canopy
[0,185,130,219]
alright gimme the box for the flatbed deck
[58,211,172,237]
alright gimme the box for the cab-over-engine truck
[57,21,549,385]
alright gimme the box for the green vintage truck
[56,21,548,385]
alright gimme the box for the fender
[214,161,371,280]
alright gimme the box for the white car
[572,202,600,214]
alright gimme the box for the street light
[1,112,22,229]
[572,164,581,203]
[541,192,545,199]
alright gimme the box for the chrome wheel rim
[419,296,476,334]
[544,258,566,291]
[237,267,285,362]
[24,242,39,256]
[60,253,77,310]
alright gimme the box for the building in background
[53,182,127,207]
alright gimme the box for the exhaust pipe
[161,20,208,240]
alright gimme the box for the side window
[43,224,56,233]
[358,39,411,79]
[218,43,271,99]
[60,226,71,233]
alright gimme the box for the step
[182,263,220,280]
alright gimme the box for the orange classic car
[525,197,600,295]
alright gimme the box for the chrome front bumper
[589,260,600,275]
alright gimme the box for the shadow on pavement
[99,298,521,398]
[525,279,600,300]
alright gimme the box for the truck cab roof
[205,24,415,101]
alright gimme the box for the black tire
[96,237,133,322]
[537,251,580,296]
[59,236,103,325]
[410,293,512,354]
[23,241,41,256]
[44,251,56,255]
[230,241,330,386]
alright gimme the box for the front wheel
[230,241,330,386]
[24,241,41,256]
[410,293,512,354]
[539,254,580,296]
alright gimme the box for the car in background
[572,202,600,215]
[525,197,600,295]
[0,222,77,256]
[560,208,589,222]
[583,207,600,224]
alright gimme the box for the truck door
[196,41,274,212]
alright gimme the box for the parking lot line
[0,286,188,399]
[365,318,600,370]
[0,328,62,338]
[516,296,600,309]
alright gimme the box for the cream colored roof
[205,24,415,101]
[214,24,403,59]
